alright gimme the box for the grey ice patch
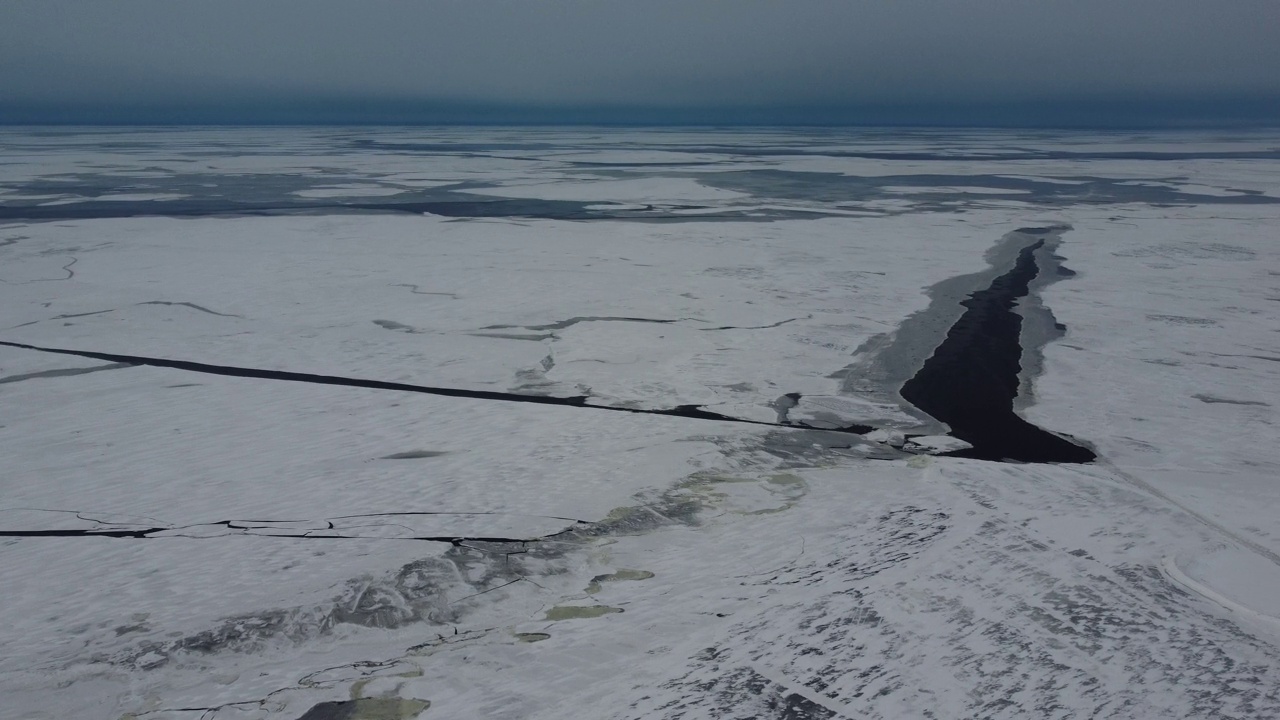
[0,362,134,385]
[703,266,766,280]
[1147,314,1218,326]
[755,428,905,466]
[692,168,1280,212]
[373,319,427,334]
[1115,242,1257,261]
[1193,394,1269,406]
[391,283,457,298]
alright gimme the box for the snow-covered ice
[0,127,1277,719]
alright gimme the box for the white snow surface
[0,127,1278,720]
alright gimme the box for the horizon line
[5,95,1280,131]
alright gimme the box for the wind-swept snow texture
[1,127,1278,719]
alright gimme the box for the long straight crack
[0,340,872,435]
[0,508,591,546]
[0,524,570,546]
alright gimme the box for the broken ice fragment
[863,428,907,447]
[902,435,974,455]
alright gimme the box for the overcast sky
[2,0,1278,125]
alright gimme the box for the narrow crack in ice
[137,300,244,318]
[0,339,874,435]
[468,331,557,341]
[0,255,76,284]
[0,508,589,544]
[699,315,811,331]
[481,316,700,331]
[51,309,115,320]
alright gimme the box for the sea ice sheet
[1,127,1277,719]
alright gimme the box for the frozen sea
[1,126,1278,719]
